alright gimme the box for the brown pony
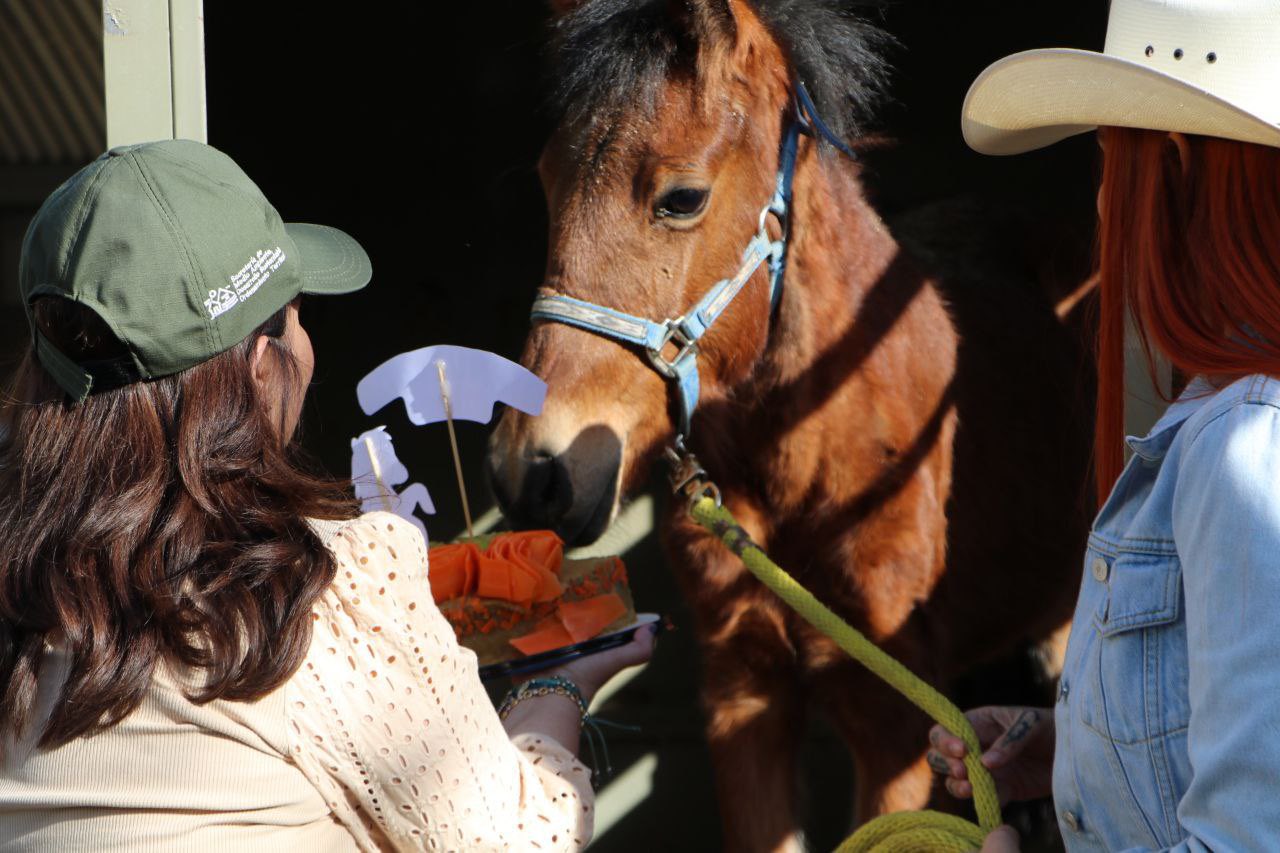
[488,0,1092,848]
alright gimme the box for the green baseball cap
[18,139,372,402]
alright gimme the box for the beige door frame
[102,0,205,147]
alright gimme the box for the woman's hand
[927,706,1054,805]
[502,626,657,752]
[545,622,655,701]
[543,624,657,704]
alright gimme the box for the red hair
[1095,127,1280,500]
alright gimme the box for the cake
[428,531,635,667]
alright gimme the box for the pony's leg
[798,593,939,824]
[670,506,806,853]
[818,662,936,824]
[700,591,807,853]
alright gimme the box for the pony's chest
[755,429,929,520]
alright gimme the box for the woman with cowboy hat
[0,140,654,850]
[931,0,1280,850]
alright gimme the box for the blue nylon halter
[530,82,847,441]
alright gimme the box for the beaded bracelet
[497,674,643,789]
[497,675,589,722]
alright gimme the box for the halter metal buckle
[646,318,698,379]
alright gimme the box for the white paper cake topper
[350,426,435,540]
[356,344,547,424]
[352,346,546,541]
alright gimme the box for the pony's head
[488,0,890,544]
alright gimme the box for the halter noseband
[530,81,849,443]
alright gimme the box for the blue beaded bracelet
[497,675,588,722]
[496,674,644,789]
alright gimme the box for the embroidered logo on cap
[205,247,287,319]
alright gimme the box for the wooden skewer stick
[436,360,474,539]
[363,436,394,513]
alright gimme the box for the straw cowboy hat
[963,0,1280,155]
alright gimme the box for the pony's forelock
[548,0,894,146]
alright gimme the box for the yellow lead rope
[689,496,1000,853]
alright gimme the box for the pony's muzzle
[485,422,623,546]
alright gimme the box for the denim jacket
[1054,374,1280,852]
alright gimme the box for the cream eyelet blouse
[295,513,594,850]
[0,512,593,852]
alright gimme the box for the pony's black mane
[550,0,894,146]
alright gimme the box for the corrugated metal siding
[0,0,104,165]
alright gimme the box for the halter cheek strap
[529,81,837,443]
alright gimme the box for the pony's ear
[715,0,780,82]
[673,0,737,43]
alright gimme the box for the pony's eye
[655,187,710,219]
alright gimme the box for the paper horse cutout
[351,426,435,540]
[356,344,547,426]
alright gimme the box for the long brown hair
[0,298,355,750]
[1095,127,1280,499]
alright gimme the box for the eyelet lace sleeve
[286,513,594,852]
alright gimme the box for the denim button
[1058,678,1069,702]
[1062,810,1082,832]
[1091,557,1110,583]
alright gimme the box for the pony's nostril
[491,427,621,545]
[539,463,560,506]
[525,450,559,504]
[543,458,573,517]
[503,451,573,529]
[523,456,552,502]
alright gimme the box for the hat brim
[285,222,372,296]
[963,48,1280,155]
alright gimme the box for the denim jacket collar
[1124,376,1218,462]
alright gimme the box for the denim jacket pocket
[1080,549,1190,746]
[1094,550,1181,637]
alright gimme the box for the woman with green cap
[930,1,1280,850]
[0,140,652,850]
